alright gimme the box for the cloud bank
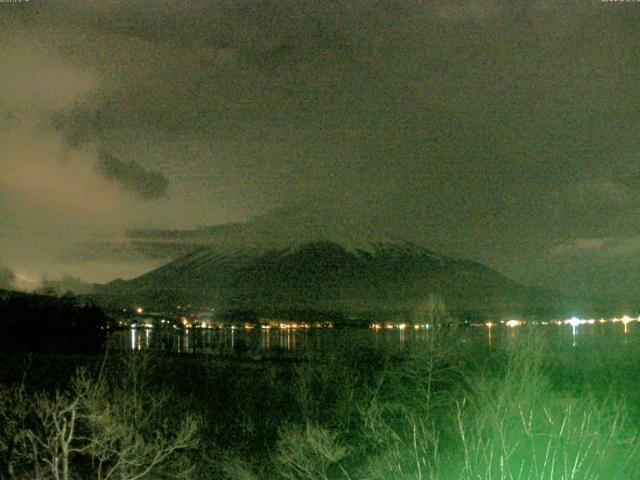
[0,265,17,291]
[3,1,640,301]
[97,151,169,199]
[0,31,174,282]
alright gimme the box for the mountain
[98,206,579,320]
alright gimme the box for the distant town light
[505,320,522,328]
[136,307,143,314]
[565,317,582,328]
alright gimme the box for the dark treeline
[0,290,108,353]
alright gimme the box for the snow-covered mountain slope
[100,206,573,317]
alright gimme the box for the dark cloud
[537,179,640,239]
[69,224,247,263]
[0,265,17,290]
[37,274,94,296]
[4,1,640,300]
[69,238,194,262]
[97,151,169,200]
[523,235,640,302]
[550,237,640,260]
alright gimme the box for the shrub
[0,357,199,480]
[453,333,639,480]
[274,422,349,480]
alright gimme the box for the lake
[107,318,640,357]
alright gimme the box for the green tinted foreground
[0,330,638,479]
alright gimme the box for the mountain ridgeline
[100,237,576,321]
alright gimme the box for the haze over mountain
[4,4,640,302]
[100,206,583,320]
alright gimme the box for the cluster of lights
[479,316,640,329]
[370,322,431,330]
[130,322,153,329]
[127,305,640,334]
[279,322,311,329]
[553,316,638,328]
[564,317,594,328]
[614,315,636,325]
[126,317,335,331]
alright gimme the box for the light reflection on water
[108,321,640,356]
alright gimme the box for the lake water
[107,320,640,356]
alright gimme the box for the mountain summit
[100,206,572,319]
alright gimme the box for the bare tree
[415,293,448,327]
[1,359,199,480]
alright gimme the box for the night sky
[2,1,640,303]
